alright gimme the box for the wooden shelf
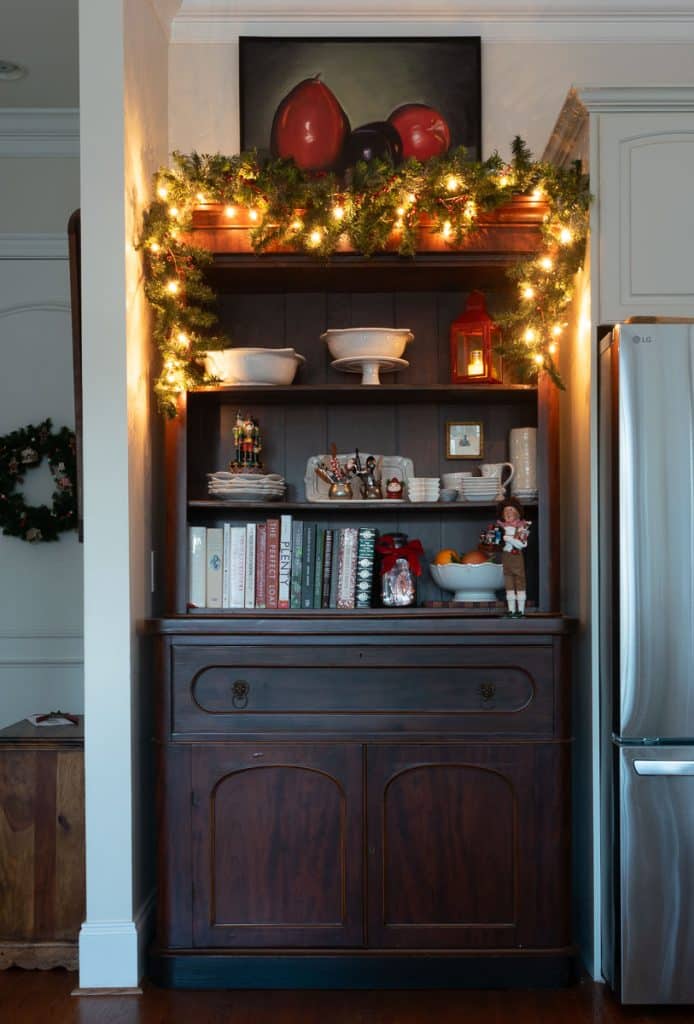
[188,384,536,405]
[189,500,538,513]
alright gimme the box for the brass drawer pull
[479,682,496,706]
[232,680,250,709]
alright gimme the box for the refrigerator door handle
[634,760,694,776]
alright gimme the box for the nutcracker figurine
[230,411,263,472]
[494,497,532,617]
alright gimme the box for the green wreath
[0,419,78,542]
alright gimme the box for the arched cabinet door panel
[191,744,362,947]
[366,743,570,950]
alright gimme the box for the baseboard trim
[78,889,155,990]
[148,951,576,990]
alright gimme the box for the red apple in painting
[388,103,451,161]
[271,75,350,171]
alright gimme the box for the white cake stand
[330,356,409,386]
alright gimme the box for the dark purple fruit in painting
[270,75,350,171]
[342,121,404,166]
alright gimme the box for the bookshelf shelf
[189,500,538,513]
[190,384,536,406]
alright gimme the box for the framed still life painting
[239,37,482,172]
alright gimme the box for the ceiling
[1,0,78,108]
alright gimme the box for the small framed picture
[446,421,483,459]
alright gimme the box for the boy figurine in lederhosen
[496,498,531,617]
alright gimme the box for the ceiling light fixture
[0,61,28,81]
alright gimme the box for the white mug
[480,462,514,488]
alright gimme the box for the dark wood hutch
[147,197,573,988]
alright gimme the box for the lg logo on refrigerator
[632,335,654,344]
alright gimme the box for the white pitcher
[479,461,514,499]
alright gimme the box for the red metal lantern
[449,290,503,384]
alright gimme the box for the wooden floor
[2,971,694,1023]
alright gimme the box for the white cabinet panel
[599,114,694,321]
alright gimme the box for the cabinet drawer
[169,643,557,737]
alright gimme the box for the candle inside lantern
[467,349,484,376]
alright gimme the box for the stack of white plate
[458,478,501,503]
[512,487,538,504]
[207,471,286,502]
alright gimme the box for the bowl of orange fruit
[430,548,503,601]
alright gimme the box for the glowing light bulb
[290,219,303,231]
[539,256,553,271]
[446,175,460,192]
[552,323,563,337]
[396,206,405,217]
[522,285,535,300]
[407,192,416,204]
[442,220,452,239]
[177,331,189,347]
[224,206,236,218]
[248,209,258,222]
[559,227,573,245]
[166,280,179,295]
[332,205,345,221]
[309,228,322,246]
[196,192,206,203]
[394,218,404,230]
[149,242,160,253]
[169,206,179,219]
[157,186,168,200]
[548,342,558,355]
[499,175,510,188]
[524,328,536,344]
[534,353,544,366]
[532,186,545,201]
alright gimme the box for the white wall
[0,134,81,730]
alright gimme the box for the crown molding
[171,3,694,43]
[576,85,694,112]
[0,235,69,260]
[0,109,79,157]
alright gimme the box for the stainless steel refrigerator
[599,320,694,1004]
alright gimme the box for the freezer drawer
[618,745,694,1004]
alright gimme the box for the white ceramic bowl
[321,327,414,361]
[442,472,472,489]
[203,348,305,385]
[430,561,504,602]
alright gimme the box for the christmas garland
[0,420,78,542]
[141,138,590,417]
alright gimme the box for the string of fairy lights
[141,140,590,417]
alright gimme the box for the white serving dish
[430,561,504,601]
[203,347,305,385]
[304,454,414,503]
[321,327,414,361]
[330,355,408,386]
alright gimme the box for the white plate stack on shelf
[456,477,500,503]
[509,427,538,504]
[207,471,286,502]
[407,477,440,503]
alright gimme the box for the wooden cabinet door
[366,743,569,950]
[191,743,363,947]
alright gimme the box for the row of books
[188,518,378,610]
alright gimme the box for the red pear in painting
[271,75,350,171]
[388,103,451,161]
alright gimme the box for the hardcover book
[244,522,257,609]
[205,526,224,609]
[290,519,304,609]
[301,523,317,609]
[321,528,334,609]
[265,518,280,609]
[188,525,206,608]
[355,527,377,608]
[313,528,326,610]
[278,514,293,608]
[336,526,359,609]
[255,523,267,608]
[229,526,246,608]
